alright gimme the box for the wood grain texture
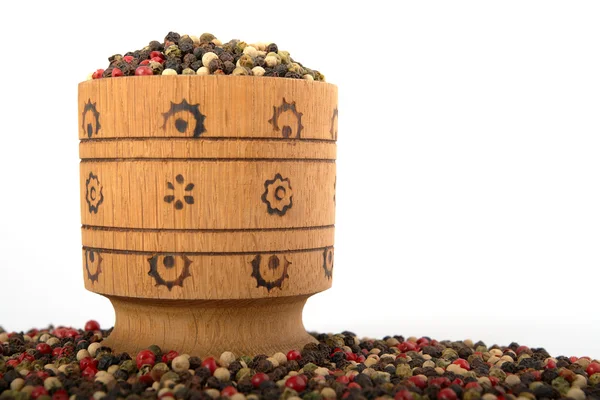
[78,76,338,140]
[82,247,333,299]
[80,160,335,229]
[78,77,337,356]
[102,296,317,358]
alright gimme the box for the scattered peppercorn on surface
[88,32,325,81]
[0,323,599,400]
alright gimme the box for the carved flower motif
[261,173,293,216]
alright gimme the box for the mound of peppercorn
[1,323,599,400]
[87,32,325,82]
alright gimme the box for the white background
[0,1,598,357]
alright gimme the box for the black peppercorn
[148,41,163,52]
[182,53,197,66]
[274,64,288,77]
[267,43,278,53]
[164,32,181,44]
[208,58,224,74]
[285,71,302,79]
[164,59,182,74]
[180,41,194,55]
[223,61,235,75]
[254,56,266,68]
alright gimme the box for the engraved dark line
[81,246,332,256]
[80,136,336,144]
[81,224,335,233]
[80,158,335,163]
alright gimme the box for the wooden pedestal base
[101,295,318,357]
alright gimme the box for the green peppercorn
[182,68,195,75]
[288,63,305,75]
[234,41,247,54]
[165,45,182,59]
[232,67,250,76]
[160,371,180,383]
[235,367,252,381]
[313,70,326,81]
[120,360,137,374]
[551,377,570,395]
[149,61,164,75]
[278,51,291,64]
[589,373,600,385]
[488,367,506,381]
[108,54,123,63]
[237,54,254,69]
[199,33,216,43]
[396,364,413,378]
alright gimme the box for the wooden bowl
[78,76,338,356]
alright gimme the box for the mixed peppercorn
[1,323,599,400]
[87,32,325,82]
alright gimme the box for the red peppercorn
[348,382,361,389]
[221,386,237,397]
[398,341,418,352]
[201,357,218,374]
[31,387,48,400]
[92,69,104,79]
[81,366,97,379]
[452,358,470,370]
[135,66,154,76]
[251,372,269,388]
[346,352,357,362]
[516,345,530,354]
[80,357,98,371]
[139,60,151,66]
[162,350,179,364]
[437,388,458,400]
[569,356,579,363]
[336,375,350,384]
[123,55,134,63]
[531,370,542,381]
[356,355,366,363]
[430,377,451,388]
[19,352,35,362]
[36,343,52,355]
[465,382,481,390]
[417,337,430,346]
[151,56,165,64]
[136,349,156,368]
[489,376,499,386]
[408,375,427,389]
[285,375,307,392]
[84,320,101,331]
[286,350,302,361]
[52,389,68,400]
[6,360,18,368]
[138,374,154,385]
[452,378,464,386]
[587,362,600,376]
[150,51,164,60]
[34,371,49,380]
[394,389,415,400]
[545,359,557,369]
